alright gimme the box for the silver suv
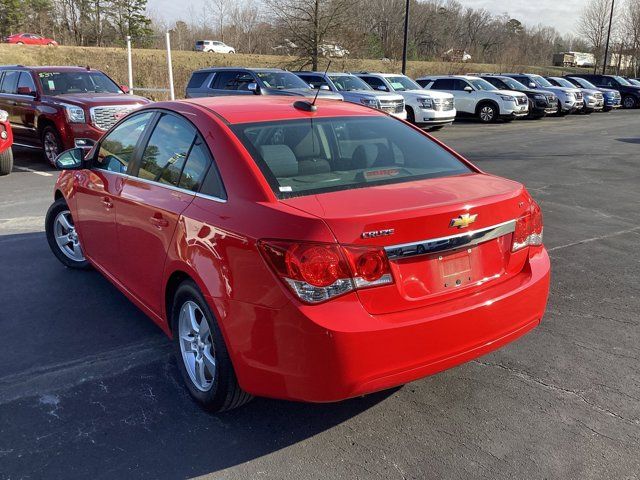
[294,72,407,120]
[501,74,582,116]
[185,67,343,101]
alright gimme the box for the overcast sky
[147,0,581,35]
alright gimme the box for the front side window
[96,112,154,173]
[361,76,387,91]
[385,76,421,91]
[432,79,454,90]
[37,71,121,95]
[469,79,497,91]
[256,71,310,90]
[299,75,328,90]
[232,116,472,198]
[328,75,372,92]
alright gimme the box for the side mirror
[55,148,85,170]
[376,85,387,91]
[247,82,259,93]
[320,84,330,91]
[464,86,473,92]
[529,82,536,88]
[17,86,36,96]
[120,85,130,94]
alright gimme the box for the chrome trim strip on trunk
[384,219,516,260]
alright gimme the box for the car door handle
[101,197,113,209]
[149,216,169,229]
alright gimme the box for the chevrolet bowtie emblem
[450,213,478,229]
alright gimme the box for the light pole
[602,0,615,75]
[401,0,410,74]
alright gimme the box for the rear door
[114,112,210,315]
[13,72,38,144]
[74,111,155,273]
[0,70,31,143]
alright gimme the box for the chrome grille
[90,105,139,131]
[575,92,583,101]
[379,99,405,114]
[546,94,556,104]
[439,98,455,111]
[594,92,603,100]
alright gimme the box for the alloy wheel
[479,106,495,122]
[623,96,636,109]
[178,301,216,392]
[44,132,60,165]
[53,210,85,262]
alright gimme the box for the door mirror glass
[464,85,473,92]
[376,85,387,91]
[247,82,259,93]
[120,84,130,94]
[55,148,85,170]
[529,82,537,88]
[319,84,330,91]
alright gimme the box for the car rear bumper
[225,248,550,403]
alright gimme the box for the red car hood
[48,93,150,107]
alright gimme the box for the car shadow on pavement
[0,232,395,479]
[616,137,640,144]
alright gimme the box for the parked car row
[1,62,638,174]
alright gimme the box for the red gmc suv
[0,66,150,165]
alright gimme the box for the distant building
[552,52,595,68]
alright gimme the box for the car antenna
[294,60,332,112]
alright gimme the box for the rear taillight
[259,240,393,304]
[512,201,544,252]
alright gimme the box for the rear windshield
[232,116,472,198]
[37,71,121,95]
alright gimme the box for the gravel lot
[1,111,639,480]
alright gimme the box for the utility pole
[602,0,615,75]
[401,0,410,74]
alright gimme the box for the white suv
[354,72,456,130]
[195,40,235,54]
[417,75,529,123]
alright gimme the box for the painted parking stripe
[13,166,53,177]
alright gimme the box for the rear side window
[232,116,472,198]
[0,71,20,94]
[138,114,196,185]
[96,112,155,173]
[361,76,387,91]
[211,71,241,89]
[136,113,218,193]
[299,75,328,89]
[187,72,210,89]
[432,79,454,89]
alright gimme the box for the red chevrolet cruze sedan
[46,96,550,411]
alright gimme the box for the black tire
[171,280,252,412]
[477,103,498,123]
[0,148,13,176]
[45,198,91,269]
[42,125,63,167]
[622,95,637,109]
[555,100,568,117]
[405,106,416,124]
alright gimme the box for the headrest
[259,145,298,177]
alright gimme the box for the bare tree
[578,0,617,72]
[264,0,354,69]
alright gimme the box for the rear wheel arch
[165,270,194,330]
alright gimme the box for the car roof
[180,96,383,124]
[0,65,100,73]
[418,75,480,80]
[193,67,283,73]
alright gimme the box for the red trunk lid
[282,173,532,314]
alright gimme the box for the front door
[74,111,155,273]
[115,112,209,316]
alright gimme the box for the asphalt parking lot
[1,111,639,480]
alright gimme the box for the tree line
[1,0,638,74]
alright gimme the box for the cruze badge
[450,213,478,229]
[361,229,395,239]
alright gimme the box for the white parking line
[13,166,53,177]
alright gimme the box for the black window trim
[90,108,227,202]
